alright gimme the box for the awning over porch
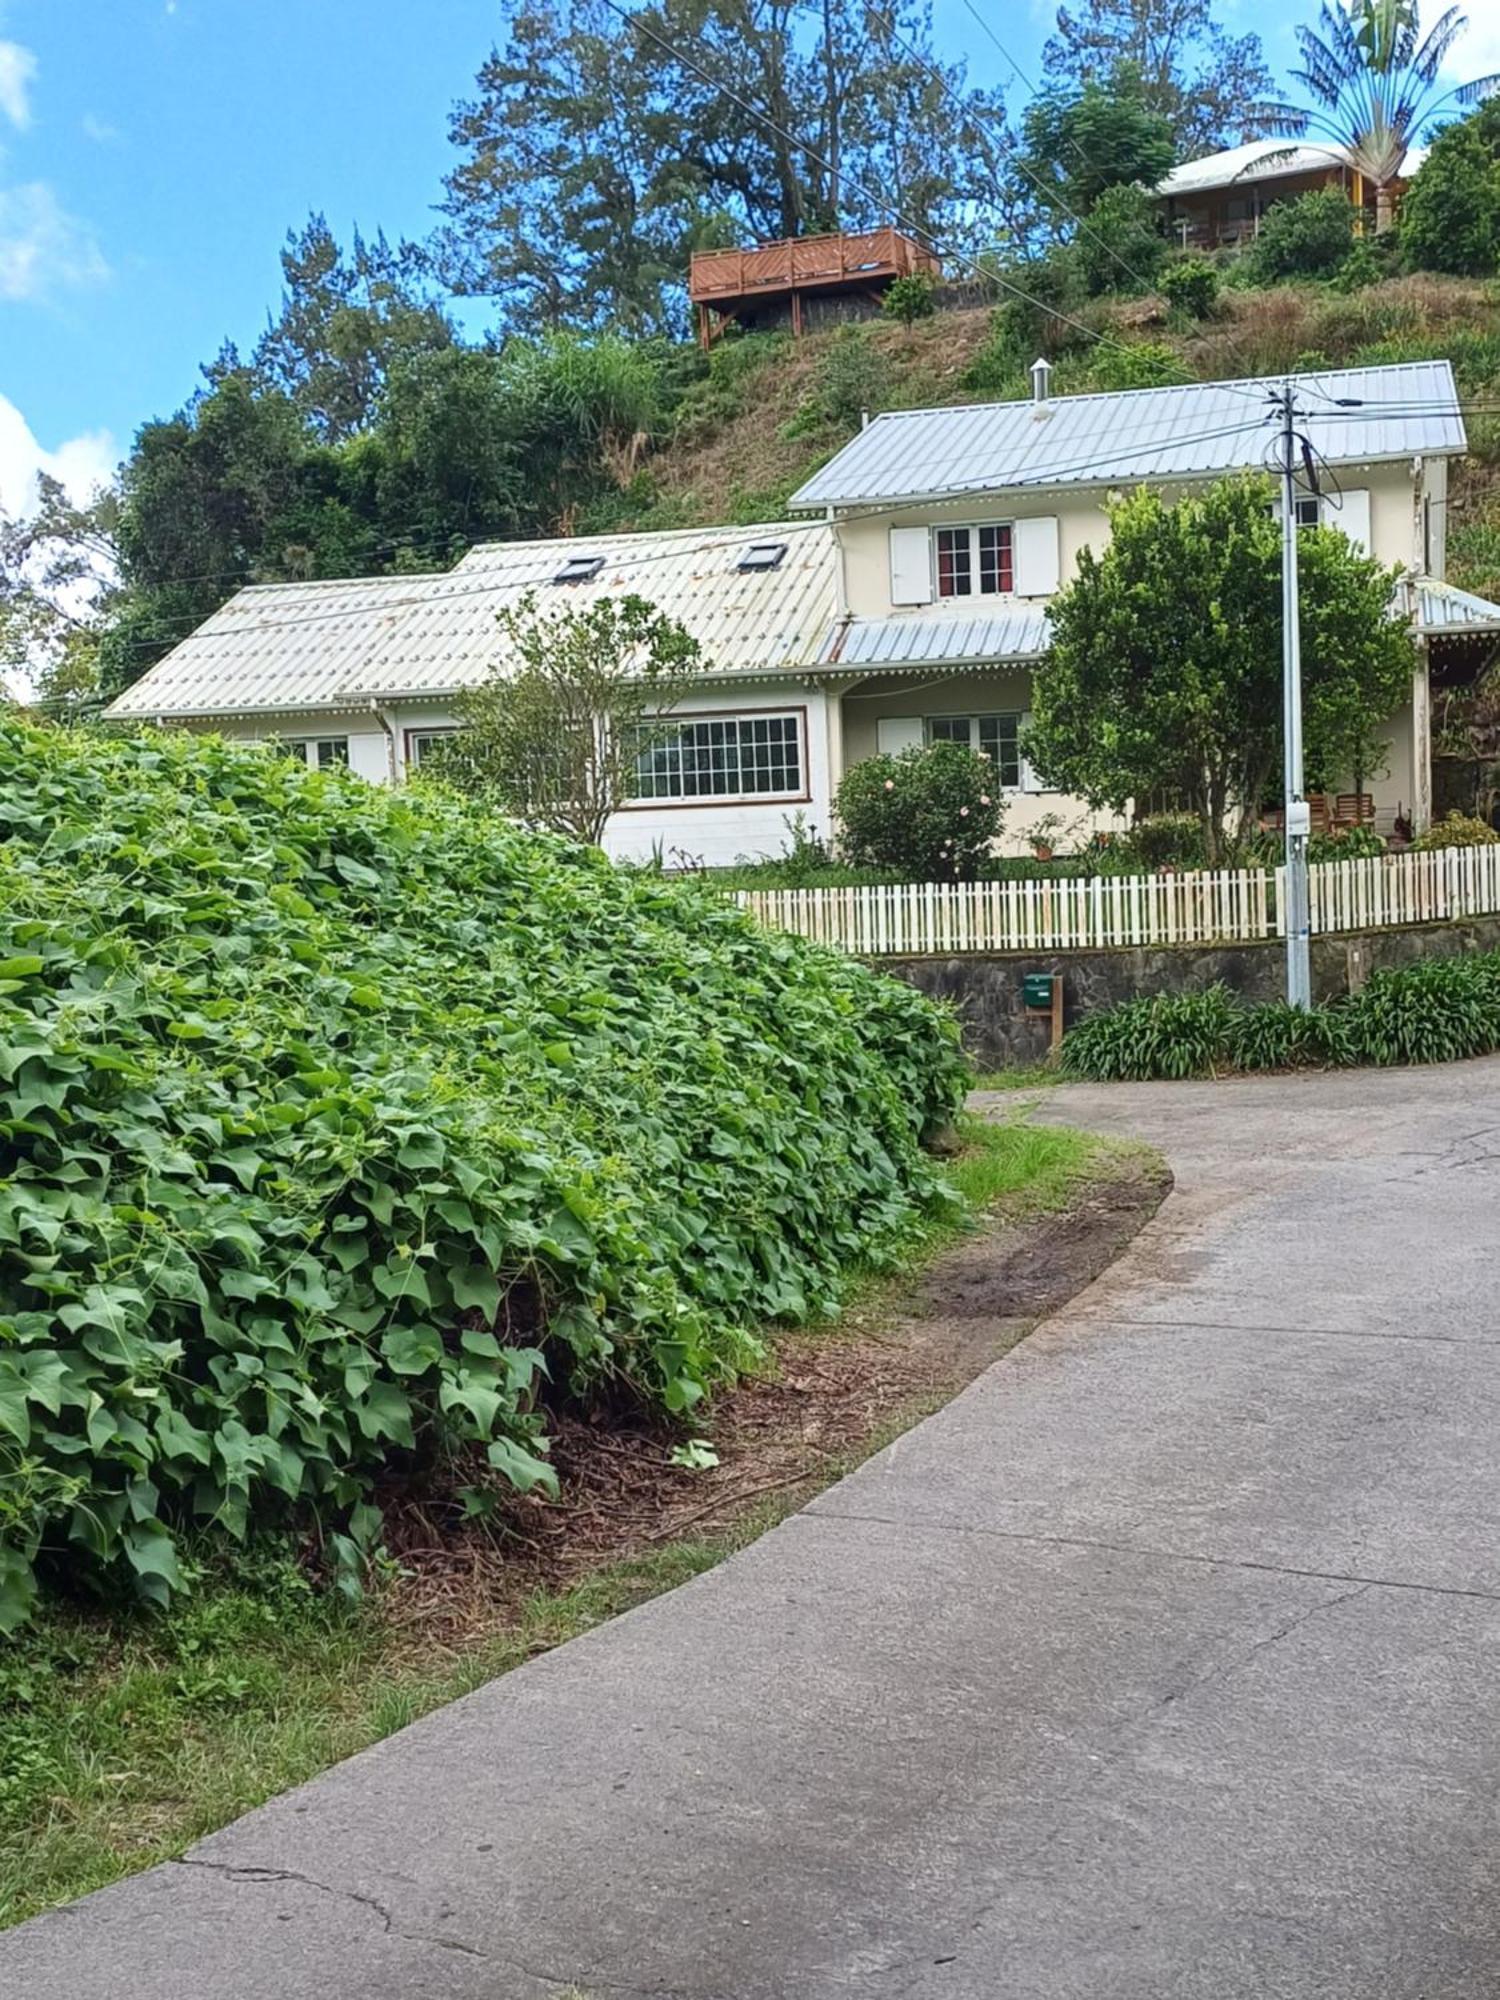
[1400,576,1500,641]
[818,604,1050,671]
[820,578,1500,678]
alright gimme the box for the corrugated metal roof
[788,363,1465,511]
[1158,139,1427,197]
[1401,576,1500,636]
[822,606,1050,669]
[106,523,837,720]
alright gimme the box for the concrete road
[8,1059,1500,1999]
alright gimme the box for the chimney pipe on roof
[1030,356,1052,404]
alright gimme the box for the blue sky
[0,0,1486,519]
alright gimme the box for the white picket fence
[737,844,1500,957]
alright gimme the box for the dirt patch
[379,1150,1169,1642]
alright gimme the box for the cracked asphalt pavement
[7,1057,1500,1997]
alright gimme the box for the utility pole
[1274,378,1312,1009]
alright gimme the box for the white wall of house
[180,684,834,872]
[835,462,1431,624]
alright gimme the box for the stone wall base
[886,915,1500,1068]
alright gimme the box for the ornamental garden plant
[0,720,968,1635]
[1060,952,1500,1081]
[834,741,1004,879]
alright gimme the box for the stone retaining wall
[886,915,1500,1068]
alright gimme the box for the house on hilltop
[1154,139,1428,250]
[107,361,1498,860]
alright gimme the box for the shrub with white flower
[833,741,1006,879]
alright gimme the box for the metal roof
[106,523,837,720]
[787,362,1466,512]
[821,606,1050,670]
[1401,576,1500,637]
[1158,139,1427,198]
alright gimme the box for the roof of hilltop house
[104,521,839,722]
[787,361,1465,511]
[1157,138,1429,200]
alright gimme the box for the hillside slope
[616,276,1500,600]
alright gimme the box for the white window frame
[277,736,350,770]
[924,711,1037,791]
[405,728,458,771]
[624,708,808,810]
[933,522,1015,600]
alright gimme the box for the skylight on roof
[737,541,788,572]
[552,554,607,584]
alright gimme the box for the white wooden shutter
[1013,516,1060,597]
[877,716,925,755]
[888,526,933,605]
[1330,487,1371,554]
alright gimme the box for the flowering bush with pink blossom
[834,741,1005,880]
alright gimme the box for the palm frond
[1412,7,1469,86]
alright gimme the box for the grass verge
[0,1115,1142,1932]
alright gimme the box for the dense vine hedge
[0,721,966,1632]
[1060,954,1500,1081]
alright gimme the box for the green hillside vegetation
[0,719,967,1635]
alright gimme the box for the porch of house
[828,660,1434,856]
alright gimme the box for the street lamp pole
[1276,378,1313,1009]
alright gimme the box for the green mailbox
[1022,972,1055,1010]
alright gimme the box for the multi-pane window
[277,737,350,769]
[631,713,803,804]
[1294,496,1320,531]
[935,524,1014,598]
[927,713,1024,790]
[407,729,457,768]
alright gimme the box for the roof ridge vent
[1030,356,1053,406]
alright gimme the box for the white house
[106,360,1496,861]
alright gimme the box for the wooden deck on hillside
[689,228,940,344]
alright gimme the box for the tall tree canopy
[1041,0,1276,157]
[251,215,457,441]
[437,0,1009,331]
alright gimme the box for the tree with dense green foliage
[428,593,703,843]
[1247,186,1356,281]
[1025,477,1416,862]
[835,741,1004,879]
[436,0,1010,332]
[250,216,456,442]
[1261,0,1500,232]
[1015,75,1176,219]
[1041,0,1275,155]
[1401,99,1500,275]
[1072,183,1169,295]
[0,718,966,1633]
[1159,255,1219,319]
[883,270,938,324]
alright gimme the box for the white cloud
[0,392,114,525]
[0,38,35,130]
[0,182,108,300]
[81,113,119,144]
